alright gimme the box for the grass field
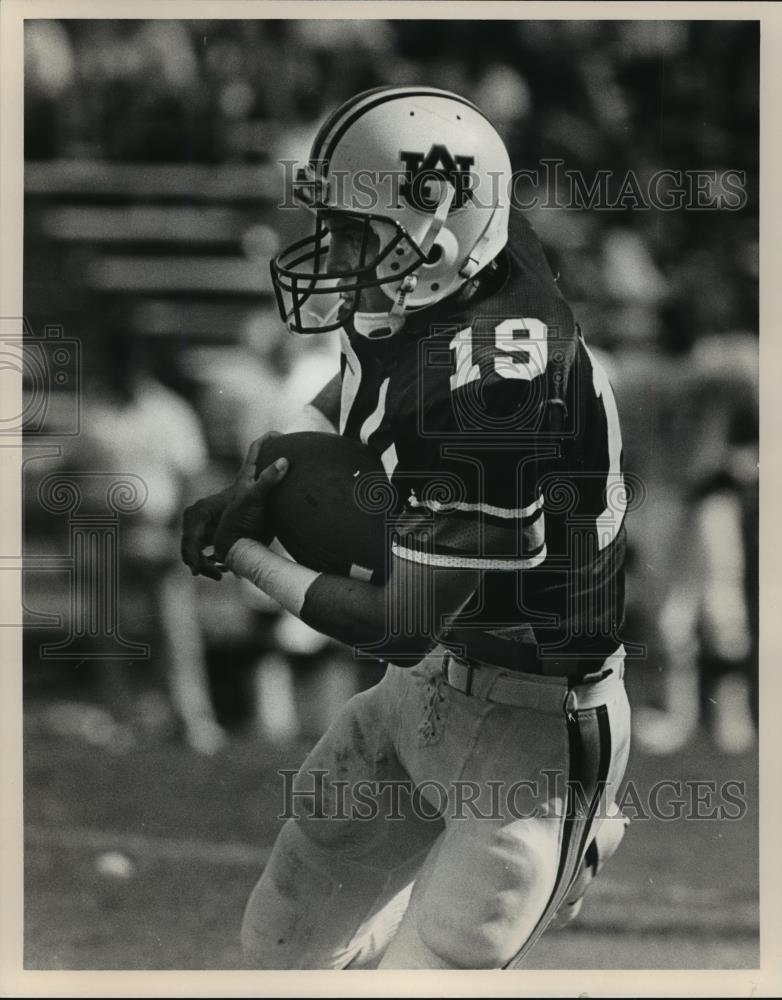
[23,705,759,971]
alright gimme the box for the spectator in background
[61,314,225,754]
[690,418,758,753]
[630,335,758,755]
[643,440,757,756]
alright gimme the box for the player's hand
[212,452,289,565]
[180,432,281,580]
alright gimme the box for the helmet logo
[400,145,475,212]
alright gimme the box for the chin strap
[389,181,456,318]
[459,204,501,280]
[420,181,455,255]
[389,273,418,317]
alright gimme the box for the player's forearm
[226,538,431,660]
[226,537,382,636]
[301,571,440,663]
[299,572,396,649]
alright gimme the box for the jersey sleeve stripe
[391,542,548,570]
[422,504,544,533]
[406,494,544,520]
[429,538,546,561]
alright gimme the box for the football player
[181,86,632,969]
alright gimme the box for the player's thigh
[285,680,429,851]
[242,681,441,968]
[241,804,441,968]
[380,815,561,969]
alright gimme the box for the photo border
[1,1,778,995]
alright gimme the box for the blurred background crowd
[22,19,758,757]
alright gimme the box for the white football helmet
[270,85,512,335]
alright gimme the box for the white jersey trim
[392,542,547,570]
[585,345,626,550]
[406,494,544,520]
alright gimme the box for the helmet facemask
[271,168,455,335]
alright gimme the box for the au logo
[400,144,475,212]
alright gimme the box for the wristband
[226,538,319,616]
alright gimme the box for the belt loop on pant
[443,651,474,695]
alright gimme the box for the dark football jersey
[338,210,627,672]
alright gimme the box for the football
[256,431,394,583]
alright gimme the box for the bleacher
[24,159,281,346]
[22,159,291,673]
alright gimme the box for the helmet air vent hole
[395,247,405,255]
[390,262,400,271]
[431,283,440,291]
